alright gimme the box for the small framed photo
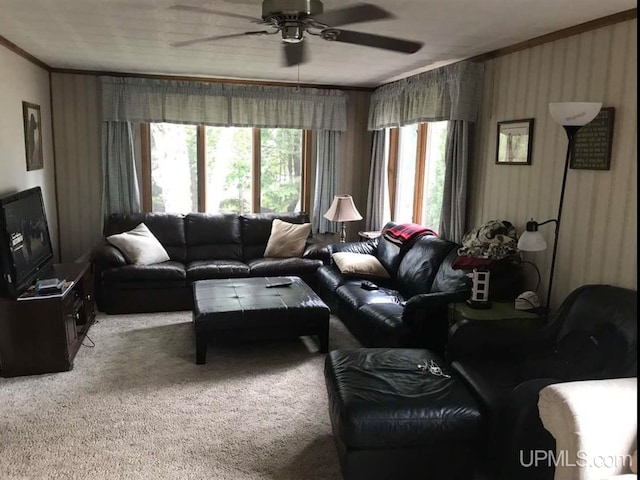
[22,101,43,171]
[496,118,534,165]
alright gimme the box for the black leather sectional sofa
[92,212,325,314]
[315,226,473,355]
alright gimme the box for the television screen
[0,187,53,296]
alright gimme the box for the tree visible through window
[146,124,307,214]
[383,121,448,230]
[260,129,302,213]
[150,123,197,213]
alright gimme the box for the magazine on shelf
[17,280,74,301]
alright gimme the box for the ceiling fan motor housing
[261,0,323,20]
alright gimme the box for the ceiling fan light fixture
[282,25,304,43]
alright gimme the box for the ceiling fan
[169,0,423,66]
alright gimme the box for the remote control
[361,281,379,290]
[265,280,293,288]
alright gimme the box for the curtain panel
[101,76,348,131]
[368,61,484,129]
[439,120,471,243]
[101,121,140,219]
[365,130,388,231]
[312,131,342,234]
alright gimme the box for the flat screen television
[0,187,54,297]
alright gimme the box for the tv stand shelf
[0,262,95,377]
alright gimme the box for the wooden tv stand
[0,262,96,377]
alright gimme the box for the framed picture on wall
[22,101,44,171]
[496,118,534,165]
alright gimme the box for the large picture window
[142,124,311,214]
[384,121,448,229]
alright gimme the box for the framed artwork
[22,101,43,171]
[496,118,534,165]
[570,107,615,170]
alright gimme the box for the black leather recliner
[446,284,637,480]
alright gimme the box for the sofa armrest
[404,290,469,312]
[91,242,127,269]
[328,239,378,257]
[302,242,331,264]
[538,378,638,480]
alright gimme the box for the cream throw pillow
[631,449,637,474]
[263,219,311,258]
[106,223,170,265]
[332,252,390,279]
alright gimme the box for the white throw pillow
[263,219,311,258]
[332,252,391,279]
[106,223,170,265]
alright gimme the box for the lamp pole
[546,125,579,310]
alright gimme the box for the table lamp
[323,194,362,243]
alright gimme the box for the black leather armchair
[447,284,637,480]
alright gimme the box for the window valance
[101,76,348,131]
[368,61,484,130]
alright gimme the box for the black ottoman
[325,348,482,480]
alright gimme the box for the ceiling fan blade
[172,31,269,47]
[328,30,422,54]
[315,4,393,27]
[283,42,307,67]
[168,4,259,22]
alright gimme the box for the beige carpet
[0,312,361,479]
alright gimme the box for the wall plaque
[570,107,615,170]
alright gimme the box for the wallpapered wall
[469,19,637,309]
[0,47,58,258]
[50,73,372,260]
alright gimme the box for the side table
[448,301,547,330]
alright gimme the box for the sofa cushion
[185,213,243,261]
[358,303,409,345]
[102,261,186,282]
[240,212,310,260]
[431,250,471,294]
[396,235,458,298]
[264,219,311,258]
[332,252,390,279]
[375,222,403,278]
[336,283,405,312]
[186,260,250,281]
[247,257,322,276]
[317,265,347,293]
[104,213,187,262]
[106,223,170,265]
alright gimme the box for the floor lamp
[517,102,602,310]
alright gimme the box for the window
[384,121,448,229]
[142,124,311,214]
[149,123,197,213]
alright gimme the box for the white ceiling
[0,0,635,87]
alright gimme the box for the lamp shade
[323,195,362,222]
[549,102,602,126]
[517,231,547,252]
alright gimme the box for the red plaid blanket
[382,223,438,246]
